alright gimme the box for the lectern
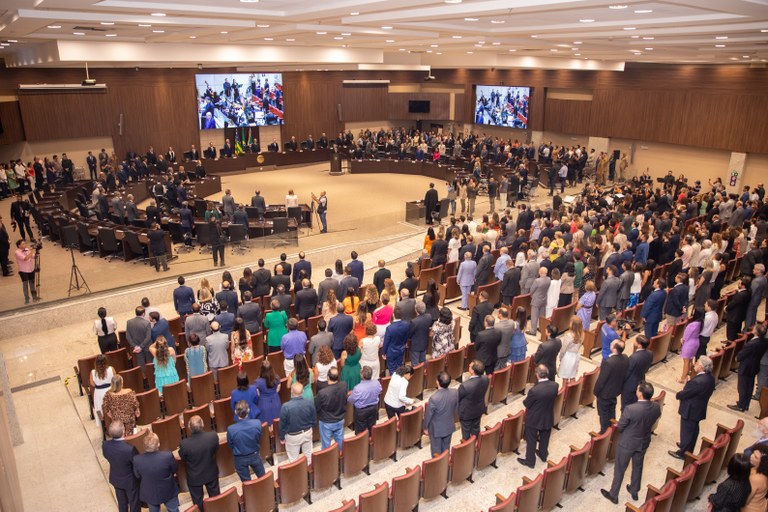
[329,152,343,175]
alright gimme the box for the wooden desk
[349,159,457,182]
[198,149,331,174]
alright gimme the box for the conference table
[197,148,332,174]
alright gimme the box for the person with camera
[601,314,629,361]
[14,239,38,304]
[10,194,34,242]
[311,191,327,233]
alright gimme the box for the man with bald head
[132,432,179,512]
[102,421,140,512]
[179,415,220,508]
[279,383,317,464]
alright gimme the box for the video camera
[616,318,635,331]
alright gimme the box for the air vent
[73,26,107,32]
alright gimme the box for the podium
[329,152,343,175]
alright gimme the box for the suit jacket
[424,388,459,438]
[373,268,391,293]
[676,372,716,422]
[317,277,337,304]
[523,380,559,430]
[726,288,751,323]
[253,268,272,297]
[475,328,502,370]
[270,274,291,295]
[501,267,521,299]
[396,298,417,323]
[468,301,495,341]
[295,288,319,319]
[383,320,409,361]
[534,337,562,381]
[737,337,768,376]
[595,354,630,399]
[618,271,634,301]
[250,195,267,212]
[430,239,449,267]
[274,292,292,313]
[666,259,683,288]
[338,276,360,298]
[530,276,551,307]
[665,284,689,316]
[348,260,364,284]
[399,277,419,298]
[457,260,477,287]
[133,451,179,505]
[749,276,767,309]
[458,375,489,421]
[102,439,139,489]
[126,317,152,349]
[475,253,494,287]
[641,289,666,323]
[616,400,661,453]
[293,259,312,282]
[237,302,262,333]
[215,289,239,317]
[621,349,653,399]
[173,285,196,315]
[521,261,540,294]
[408,313,433,352]
[597,275,621,309]
[178,430,219,485]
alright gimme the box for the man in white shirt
[698,299,719,360]
[285,189,299,209]
[383,365,415,418]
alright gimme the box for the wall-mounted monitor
[408,100,431,113]
[196,73,284,129]
[474,85,530,129]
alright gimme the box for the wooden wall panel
[454,93,466,123]
[340,85,388,122]
[0,101,25,145]
[388,93,450,120]
[18,91,112,141]
[544,98,591,135]
[281,72,342,141]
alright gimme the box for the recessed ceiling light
[341,32,351,36]
[350,11,359,15]
[464,18,478,21]
[743,55,750,58]
[386,39,395,43]
[571,47,579,50]
[452,35,462,39]
[398,48,406,51]
[430,44,438,47]
[478,40,485,44]
[492,42,501,45]
[715,44,725,48]
[623,27,636,30]
[436,52,442,55]
[8,40,17,43]
[334,36,344,40]
[634,9,653,13]
[715,36,728,40]
[220,31,229,34]
[381,26,392,29]
[138,24,151,27]
[257,24,270,28]
[100,22,115,25]
[467,51,473,54]
[729,57,739,61]
[264,37,273,41]
[609,4,628,9]
[644,47,653,50]
[579,19,595,23]
[550,49,558,52]
[316,31,327,35]
[73,32,85,35]
[153,30,165,33]
[445,0,462,3]
[574,53,581,56]
[531,35,538,38]
[426,50,432,53]
[286,38,295,41]
[47,25,62,29]
[490,20,505,24]
[631,35,640,39]
[642,36,654,40]
[150,12,166,16]
[240,0,260,2]
[475,44,483,47]
[105,33,117,37]
[573,41,582,44]
[189,35,196,39]
[762,29,768,32]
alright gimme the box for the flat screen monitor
[196,73,284,129]
[474,85,530,129]
[408,100,430,113]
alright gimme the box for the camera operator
[14,240,39,303]
[311,191,327,233]
[600,314,629,361]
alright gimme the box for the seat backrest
[565,440,590,493]
[267,351,285,378]
[490,366,512,405]
[341,430,369,478]
[228,223,246,242]
[217,364,239,399]
[213,397,235,433]
[475,422,502,470]
[687,447,715,501]
[509,356,531,395]
[716,420,744,473]
[371,416,398,462]
[561,376,583,419]
[151,413,182,452]
[203,485,239,512]
[489,492,516,512]
[215,439,237,478]
[77,354,99,394]
[105,347,131,374]
[649,328,672,365]
[398,405,424,450]
[162,379,189,416]
[278,455,310,505]
[551,386,565,428]
[670,463,696,512]
[579,367,600,407]
[190,371,215,406]
[705,433,731,484]
[587,427,614,476]
[541,456,568,510]
[358,482,389,512]
[424,355,447,390]
[272,217,289,234]
[406,363,425,399]
[119,366,145,394]
[311,443,340,491]
[650,479,677,512]
[421,450,449,500]
[242,470,277,512]
[650,390,666,433]
[136,388,162,425]
[391,466,421,512]
[515,473,543,512]
[242,355,264,383]
[445,347,465,381]
[124,427,148,454]
[449,434,475,484]
[499,410,524,454]
[184,403,212,432]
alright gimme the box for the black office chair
[286,206,304,234]
[123,230,149,264]
[97,227,123,261]
[195,222,213,254]
[77,222,97,256]
[271,217,290,248]
[228,223,248,254]
[61,224,80,251]
[194,199,207,218]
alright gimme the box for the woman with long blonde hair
[149,337,179,395]
[558,316,584,383]
[321,288,338,322]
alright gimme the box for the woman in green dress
[290,356,314,399]
[340,333,362,390]
[263,298,288,353]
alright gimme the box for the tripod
[68,244,91,296]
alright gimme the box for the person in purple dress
[576,280,597,331]
[254,361,282,425]
[678,308,703,383]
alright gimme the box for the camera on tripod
[616,318,635,331]
[33,240,43,251]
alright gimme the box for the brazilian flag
[234,128,244,155]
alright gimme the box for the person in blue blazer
[383,307,410,375]
[456,251,477,311]
[641,279,666,338]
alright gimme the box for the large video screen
[474,85,530,129]
[195,73,284,129]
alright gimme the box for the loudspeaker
[337,104,342,122]
[118,113,124,135]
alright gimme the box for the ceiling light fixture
[531,35,538,38]
[634,9,653,13]
[316,31,326,35]
[445,0,462,4]
[467,51,473,54]
[508,49,516,52]
[642,36,654,40]
[609,5,628,9]
[436,52,442,55]
[138,24,151,27]
[762,29,768,32]
[386,39,395,42]
[644,47,653,50]
[73,32,85,35]
[101,22,114,25]
[490,20,505,24]
[550,49,558,52]
[715,36,728,40]
[430,44,438,47]
[153,30,165,33]
[189,35,196,39]
[381,26,392,29]
[286,38,295,41]
[264,37,273,40]
[579,19,595,23]
[464,18,478,21]
[350,11,359,15]
[573,41,582,44]
[492,42,501,45]
[150,12,166,16]
[452,35,462,39]
[714,44,725,48]
[105,33,117,37]
[426,50,432,53]
[631,35,640,38]
[8,40,17,43]
[240,0,260,3]
[574,53,581,56]
[257,24,270,28]
[341,32,351,36]
[334,36,344,40]
[623,27,636,30]
[48,25,62,29]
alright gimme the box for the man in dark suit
[474,245,494,288]
[178,415,220,509]
[501,259,521,306]
[601,381,662,504]
[274,253,292,277]
[595,340,630,434]
[468,290,494,342]
[166,147,177,163]
[424,182,439,224]
[204,143,217,159]
[339,265,360,299]
[316,268,337,303]
[640,279,666,338]
[293,251,312,283]
[216,280,239,317]
[373,260,391,294]
[666,250,684,288]
[237,291,262,334]
[597,265,621,320]
[250,190,267,221]
[270,265,291,295]
[669,356,716,459]
[86,151,98,180]
[252,259,272,297]
[267,139,279,152]
[408,302,433,365]
[475,315,502,374]
[665,272,689,328]
[532,324,561,382]
[726,277,751,341]
[398,268,418,298]
[729,323,768,412]
[395,288,417,323]
[294,279,319,321]
[518,365,559,468]
[383,307,409,374]
[348,251,364,284]
[272,284,292,313]
[102,421,140,512]
[458,360,489,440]
[621,336,653,410]
[173,276,195,317]
[746,263,767,329]
[430,232,449,268]
[133,432,179,512]
[424,371,459,456]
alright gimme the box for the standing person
[206,321,230,381]
[147,223,169,272]
[529,267,551,336]
[621,336,653,410]
[311,191,328,233]
[458,360,489,440]
[706,454,753,511]
[383,365,415,418]
[597,265,621,321]
[678,308,703,383]
[424,182,439,225]
[132,433,179,512]
[227,401,265,481]
[126,307,152,370]
[641,279,667,338]
[382,307,409,375]
[494,307,515,370]
[173,276,195,317]
[595,341,630,434]
[744,446,768,512]
[665,273,689,328]
[279,383,317,464]
[264,299,288,354]
[93,307,119,354]
[102,421,140,512]
[408,302,432,365]
[729,323,768,413]
[314,367,347,449]
[456,251,477,311]
[518,365,559,468]
[668,356,716,460]
[747,264,767,329]
[423,371,459,457]
[372,260,391,294]
[178,416,220,509]
[698,299,719,359]
[600,381,662,504]
[348,366,382,434]
[475,315,501,374]
[210,218,226,267]
[468,290,494,342]
[14,240,38,303]
[534,325,561,382]
[726,277,751,341]
[10,194,34,242]
[558,316,584,383]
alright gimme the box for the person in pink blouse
[14,240,38,303]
